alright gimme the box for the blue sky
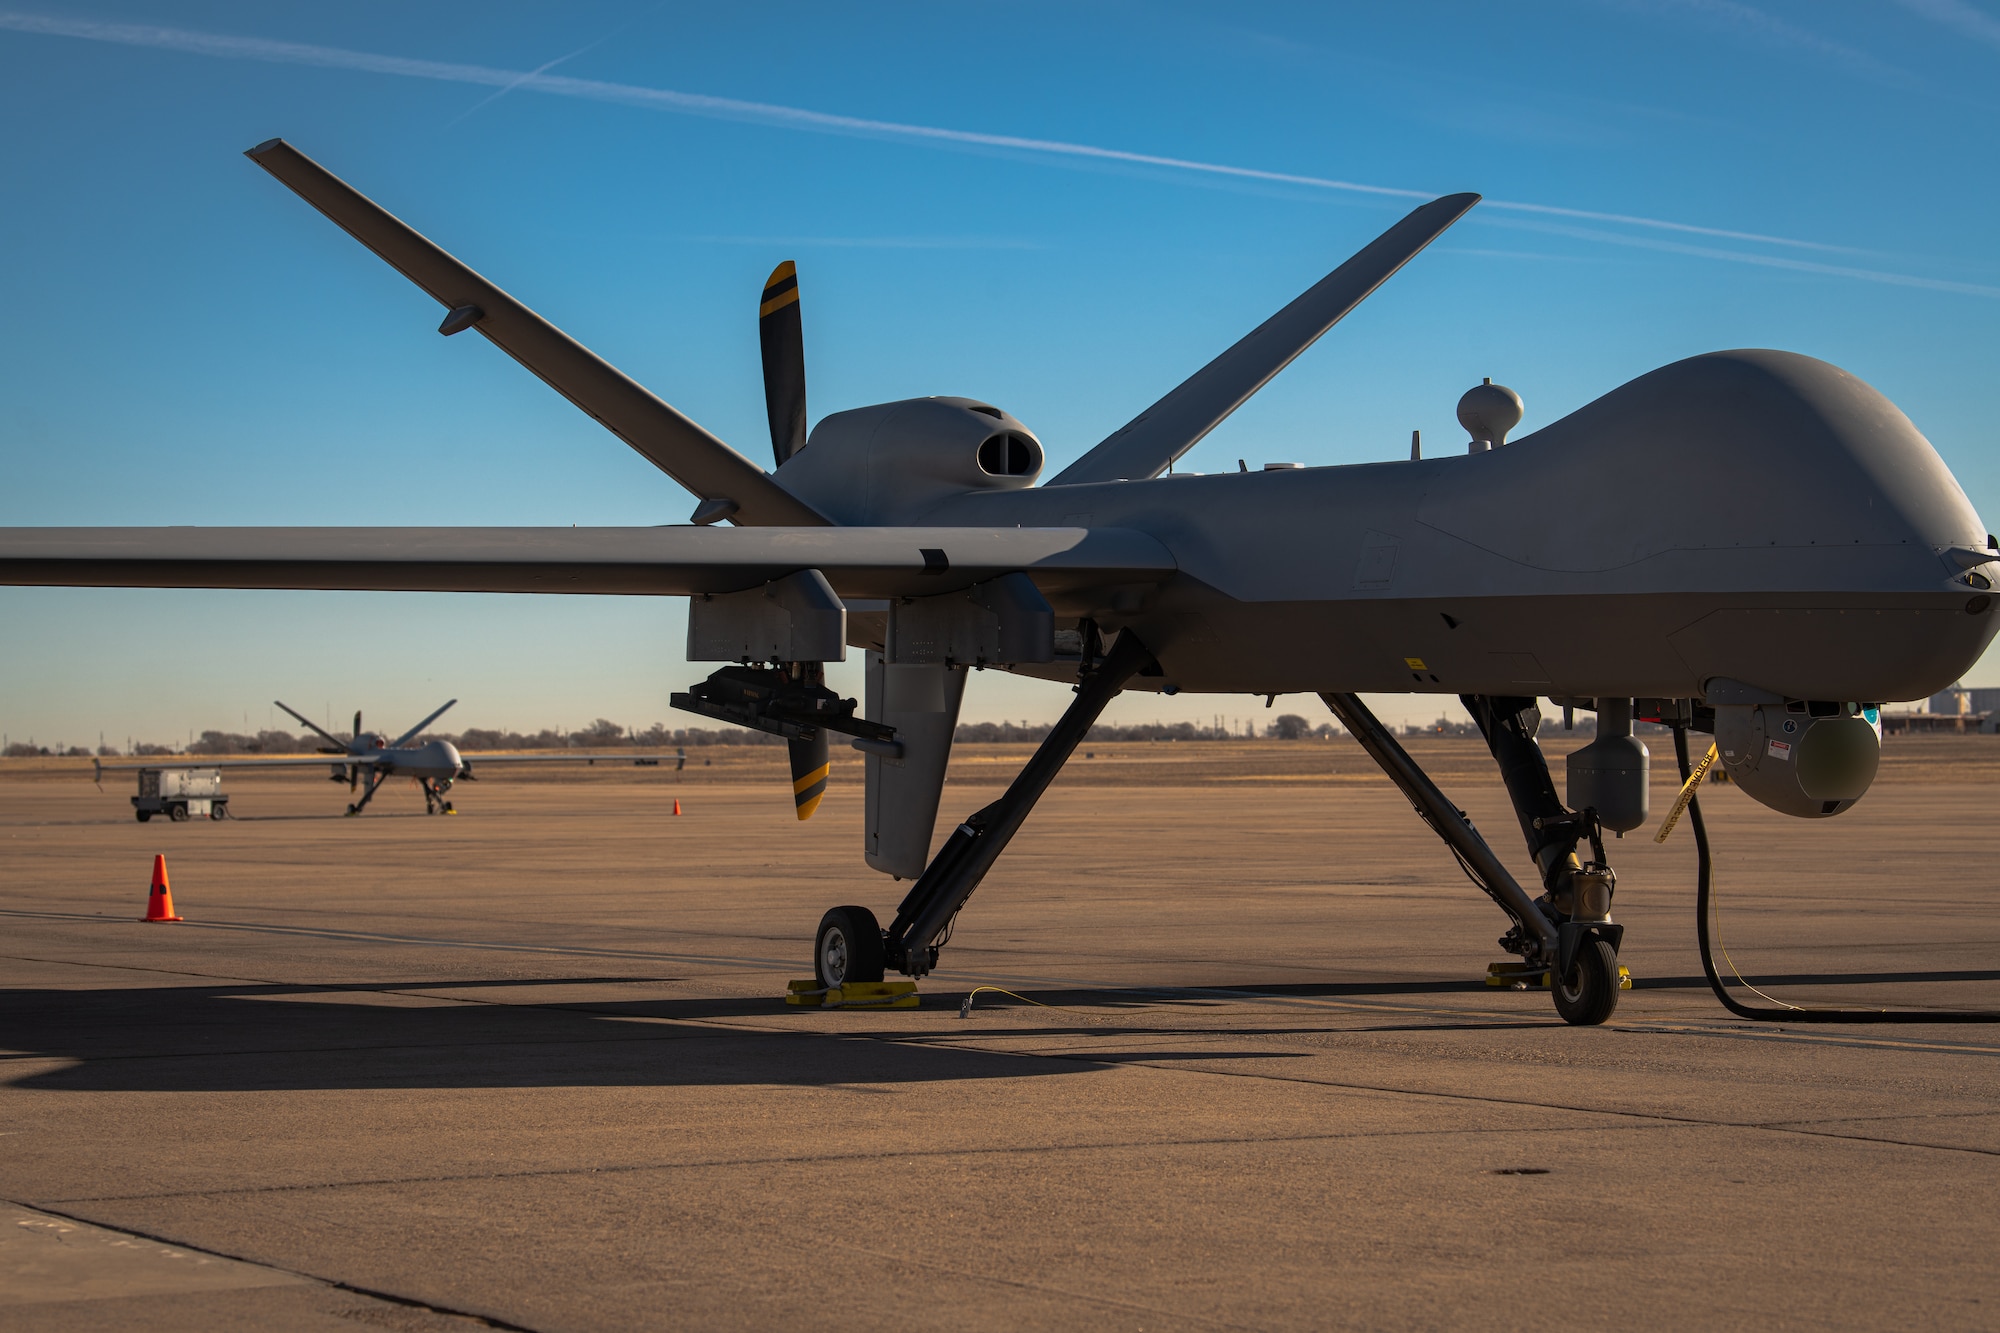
[3,1,1998,748]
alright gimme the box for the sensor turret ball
[1458,378,1523,452]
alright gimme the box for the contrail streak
[1492,217,2000,299]
[1,11,1972,288]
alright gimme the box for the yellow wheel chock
[786,979,919,1009]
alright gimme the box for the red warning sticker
[1766,739,1793,760]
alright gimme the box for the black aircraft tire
[1553,939,1620,1027]
[815,906,886,989]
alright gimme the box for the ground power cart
[130,767,229,822]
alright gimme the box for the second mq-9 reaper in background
[2,140,1992,1024]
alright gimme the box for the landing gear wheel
[1553,938,1620,1026]
[815,906,885,990]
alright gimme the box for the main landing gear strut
[420,778,455,815]
[1322,692,1624,1026]
[807,650,1619,1027]
[812,629,1154,991]
[345,769,386,817]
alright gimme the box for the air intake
[978,432,1039,477]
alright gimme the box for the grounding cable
[1666,724,2000,1024]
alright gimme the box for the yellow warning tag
[1404,657,1427,670]
[1654,742,1719,843]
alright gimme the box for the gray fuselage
[887,350,1995,704]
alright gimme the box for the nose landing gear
[1324,691,1624,1027]
[1553,936,1622,1025]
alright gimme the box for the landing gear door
[863,652,966,879]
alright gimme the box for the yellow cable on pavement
[959,985,1053,1019]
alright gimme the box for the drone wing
[273,699,351,752]
[1048,193,1480,487]
[0,526,1173,599]
[388,699,458,751]
[245,139,827,529]
[455,752,679,769]
[93,755,390,773]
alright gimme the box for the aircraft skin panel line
[0,525,1174,600]
[243,138,828,529]
[1047,192,1481,487]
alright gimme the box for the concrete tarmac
[4,735,2000,1329]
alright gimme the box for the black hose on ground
[1673,723,2000,1024]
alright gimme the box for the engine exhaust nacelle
[1711,681,1881,818]
[773,396,1043,525]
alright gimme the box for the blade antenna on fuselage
[1046,192,1481,487]
[243,139,829,528]
[389,699,457,750]
[760,261,808,467]
[275,699,349,753]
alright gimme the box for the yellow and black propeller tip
[788,732,829,821]
[759,260,807,468]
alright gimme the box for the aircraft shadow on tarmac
[0,978,1115,1094]
[14,965,2000,1096]
[0,972,1553,1095]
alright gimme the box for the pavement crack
[0,1194,546,1331]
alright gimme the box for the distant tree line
[153,718,790,755]
[954,715,1343,743]
[11,708,1657,758]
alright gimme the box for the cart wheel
[169,803,190,823]
[136,810,151,823]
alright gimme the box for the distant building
[1929,684,2000,716]
[1883,682,1997,733]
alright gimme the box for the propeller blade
[1048,192,1481,486]
[354,710,364,747]
[275,699,349,752]
[759,261,807,467]
[788,731,829,821]
[388,698,457,750]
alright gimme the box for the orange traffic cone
[672,799,681,816]
[141,854,183,922]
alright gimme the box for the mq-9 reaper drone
[3,140,1992,1025]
